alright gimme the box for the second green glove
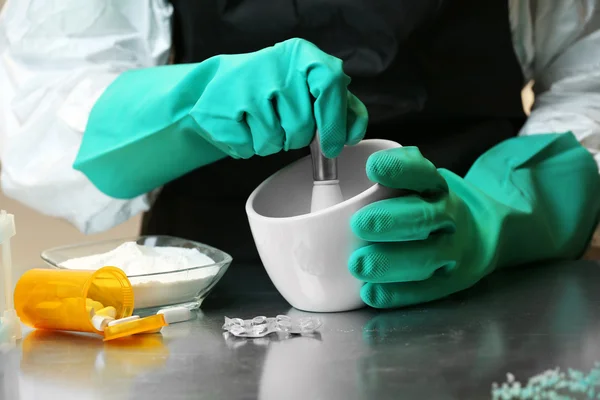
[349,133,600,308]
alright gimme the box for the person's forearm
[75,38,370,200]
[74,61,230,199]
[463,133,600,268]
[0,0,172,233]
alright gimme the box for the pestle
[309,131,344,213]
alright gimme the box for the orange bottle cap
[103,314,167,341]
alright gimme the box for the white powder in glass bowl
[59,242,219,309]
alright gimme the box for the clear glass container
[41,235,232,315]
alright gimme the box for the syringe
[0,210,22,342]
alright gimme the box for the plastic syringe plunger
[0,210,22,341]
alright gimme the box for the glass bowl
[41,235,233,315]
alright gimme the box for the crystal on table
[223,315,322,338]
[275,315,292,332]
[230,325,246,336]
[298,317,321,332]
[251,316,267,325]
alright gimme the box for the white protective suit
[0,0,599,234]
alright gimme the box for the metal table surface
[2,260,600,400]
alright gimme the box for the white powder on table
[59,242,219,309]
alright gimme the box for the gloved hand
[349,133,600,308]
[74,38,367,199]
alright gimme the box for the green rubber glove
[74,38,368,199]
[349,132,600,308]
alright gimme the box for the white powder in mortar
[59,242,219,309]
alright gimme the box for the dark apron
[142,0,527,267]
